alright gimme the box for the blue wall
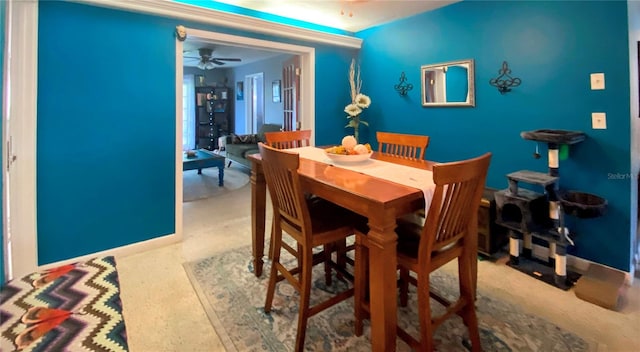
[37,2,177,263]
[231,54,293,133]
[33,0,634,272]
[356,0,632,270]
[36,1,354,265]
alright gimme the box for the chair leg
[267,217,276,260]
[459,256,482,352]
[297,243,303,279]
[264,227,283,313]
[353,234,368,336]
[323,243,333,286]
[335,239,347,281]
[417,273,435,351]
[295,246,314,352]
[399,267,410,307]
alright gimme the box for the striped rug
[0,256,128,352]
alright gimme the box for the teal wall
[36,1,353,265]
[356,0,632,270]
[32,0,636,272]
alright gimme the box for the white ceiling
[213,0,459,32]
[183,0,459,69]
[183,42,285,69]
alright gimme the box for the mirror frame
[420,59,475,107]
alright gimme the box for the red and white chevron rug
[0,256,128,352]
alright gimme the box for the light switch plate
[592,112,607,129]
[590,73,605,90]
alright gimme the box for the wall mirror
[421,59,475,107]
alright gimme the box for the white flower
[344,58,371,140]
[354,93,371,109]
[344,103,362,117]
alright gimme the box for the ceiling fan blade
[210,59,226,66]
[213,58,242,62]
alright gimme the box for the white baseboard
[37,232,181,271]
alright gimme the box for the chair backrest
[264,130,312,149]
[420,153,492,263]
[258,142,312,240]
[376,131,430,160]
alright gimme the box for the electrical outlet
[592,112,607,129]
[590,73,605,90]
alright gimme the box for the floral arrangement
[344,58,371,142]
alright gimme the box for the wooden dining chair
[376,131,430,160]
[263,129,312,261]
[258,142,357,352]
[354,152,492,352]
[264,129,312,149]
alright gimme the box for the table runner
[291,146,436,214]
[0,256,129,352]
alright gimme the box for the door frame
[174,27,315,244]
[3,0,39,280]
[244,72,264,134]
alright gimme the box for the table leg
[367,211,398,352]
[197,168,202,175]
[218,165,224,187]
[251,161,267,277]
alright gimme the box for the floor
[116,164,640,352]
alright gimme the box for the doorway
[174,27,316,242]
[245,73,264,134]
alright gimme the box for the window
[183,74,196,150]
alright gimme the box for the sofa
[225,123,282,168]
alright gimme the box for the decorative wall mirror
[421,59,475,107]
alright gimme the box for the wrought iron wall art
[394,72,413,96]
[489,61,521,94]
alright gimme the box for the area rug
[183,166,249,202]
[184,245,598,352]
[0,256,128,352]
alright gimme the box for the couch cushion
[230,133,259,144]
[241,148,260,158]
[257,124,283,142]
[226,143,256,154]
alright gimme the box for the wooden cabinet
[195,86,231,150]
[478,187,509,256]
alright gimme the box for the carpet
[184,245,598,352]
[0,256,128,352]
[183,167,250,202]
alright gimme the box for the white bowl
[324,151,372,163]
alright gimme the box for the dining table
[247,146,445,351]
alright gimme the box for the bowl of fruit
[324,136,373,163]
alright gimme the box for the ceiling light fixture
[197,61,215,70]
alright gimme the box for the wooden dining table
[248,149,437,351]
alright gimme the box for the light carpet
[183,167,250,202]
[183,244,599,352]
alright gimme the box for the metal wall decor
[489,61,521,94]
[394,72,413,96]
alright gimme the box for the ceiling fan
[186,48,241,70]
